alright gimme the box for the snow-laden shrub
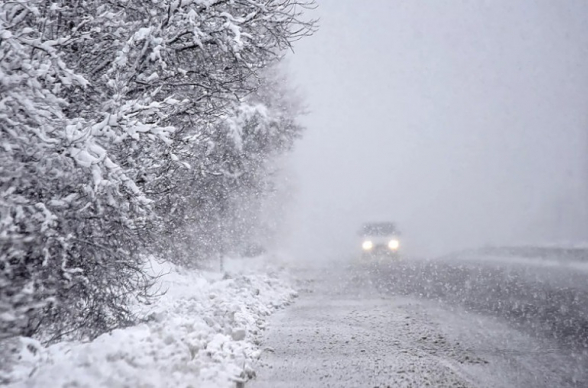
[153,72,306,266]
[0,1,184,341]
[0,0,315,342]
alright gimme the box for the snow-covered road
[251,256,588,387]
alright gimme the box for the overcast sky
[282,0,588,259]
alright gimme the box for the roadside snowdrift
[3,256,296,388]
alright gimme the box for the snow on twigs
[3,256,296,388]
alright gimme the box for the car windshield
[360,223,397,236]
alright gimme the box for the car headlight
[388,239,400,250]
[362,241,374,250]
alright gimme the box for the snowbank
[2,256,297,388]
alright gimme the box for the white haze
[282,0,588,260]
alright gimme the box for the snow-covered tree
[0,1,187,341]
[151,66,307,266]
[0,0,316,341]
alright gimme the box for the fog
[283,0,588,260]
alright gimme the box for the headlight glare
[388,239,400,250]
[362,240,374,250]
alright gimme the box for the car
[358,222,401,260]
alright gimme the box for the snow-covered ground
[1,256,297,388]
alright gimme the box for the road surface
[250,253,588,387]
